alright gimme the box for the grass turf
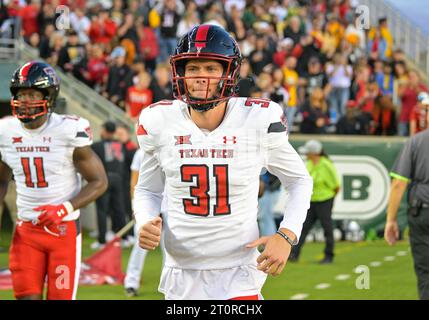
[0,227,417,300]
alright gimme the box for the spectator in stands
[38,1,56,32]
[237,58,255,97]
[290,140,340,264]
[70,6,91,44]
[27,31,39,51]
[376,61,394,97]
[248,34,273,76]
[270,68,289,114]
[85,43,109,92]
[137,18,159,73]
[91,121,127,250]
[57,31,86,78]
[398,70,428,136]
[19,0,40,40]
[295,35,322,76]
[176,2,200,38]
[273,37,295,69]
[117,12,139,50]
[125,71,153,122]
[410,92,429,136]
[371,95,398,136]
[45,31,65,67]
[368,17,393,60]
[104,46,134,109]
[326,52,353,120]
[255,70,273,99]
[39,23,55,59]
[336,102,371,135]
[282,56,299,126]
[150,62,173,102]
[300,87,329,134]
[358,78,380,114]
[393,60,408,105]
[111,0,125,26]
[284,16,304,47]
[322,15,344,59]
[155,0,184,63]
[299,56,329,101]
[89,7,117,48]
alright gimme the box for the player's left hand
[34,203,72,227]
[246,232,294,276]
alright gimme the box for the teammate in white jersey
[134,25,313,300]
[0,61,108,300]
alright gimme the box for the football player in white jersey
[0,61,108,300]
[134,25,313,300]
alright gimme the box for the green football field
[0,227,418,300]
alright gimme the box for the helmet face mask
[11,88,49,123]
[170,25,242,112]
[10,61,60,123]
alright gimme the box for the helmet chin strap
[187,95,221,112]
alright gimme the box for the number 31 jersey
[134,98,312,270]
[0,113,92,221]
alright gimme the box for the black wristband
[276,230,297,246]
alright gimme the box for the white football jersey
[134,98,312,270]
[0,113,93,221]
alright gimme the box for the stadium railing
[360,0,429,81]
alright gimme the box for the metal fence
[360,0,429,77]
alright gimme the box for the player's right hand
[139,216,162,250]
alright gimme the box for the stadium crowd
[0,0,427,136]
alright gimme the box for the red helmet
[10,61,60,122]
[170,24,242,112]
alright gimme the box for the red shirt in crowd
[139,26,159,61]
[126,87,153,118]
[19,4,40,37]
[400,84,428,122]
[89,19,117,44]
[87,57,109,85]
[410,104,428,134]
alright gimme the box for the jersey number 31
[181,164,230,216]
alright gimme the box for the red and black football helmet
[170,24,242,112]
[10,61,60,123]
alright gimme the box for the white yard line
[290,293,309,300]
[335,274,351,281]
[315,283,331,290]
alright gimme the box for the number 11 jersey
[0,113,92,221]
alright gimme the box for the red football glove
[34,202,74,227]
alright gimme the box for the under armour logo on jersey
[57,208,66,217]
[43,137,51,143]
[175,135,192,145]
[223,136,237,144]
[12,137,23,144]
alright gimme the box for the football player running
[0,61,108,300]
[134,25,313,300]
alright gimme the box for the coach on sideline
[384,93,429,300]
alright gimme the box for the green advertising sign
[287,135,408,235]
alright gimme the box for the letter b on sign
[343,176,370,200]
